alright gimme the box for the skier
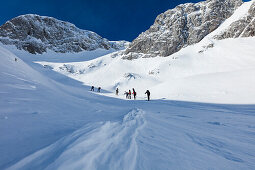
[145,90,150,101]
[15,58,17,62]
[91,86,94,91]
[116,88,119,95]
[132,88,137,100]
[97,87,101,92]
[124,91,129,99]
[128,90,132,99]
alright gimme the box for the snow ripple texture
[7,108,146,170]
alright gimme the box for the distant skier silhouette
[145,90,150,101]
[128,90,132,99]
[116,88,119,95]
[124,91,129,99]
[132,88,136,100]
[91,86,94,91]
[97,87,101,92]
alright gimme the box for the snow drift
[1,0,255,170]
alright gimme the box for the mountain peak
[124,0,243,59]
[0,14,126,54]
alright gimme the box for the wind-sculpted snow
[1,1,255,169]
[1,44,255,169]
[5,101,255,170]
[7,109,146,170]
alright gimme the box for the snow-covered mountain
[124,0,243,59]
[1,0,255,169]
[0,14,128,54]
[1,45,255,169]
[214,0,255,39]
[39,0,255,104]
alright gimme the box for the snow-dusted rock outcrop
[124,0,243,59]
[0,14,127,54]
[214,1,255,39]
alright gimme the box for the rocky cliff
[124,0,243,59]
[0,14,126,54]
[214,1,255,39]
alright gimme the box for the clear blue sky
[0,0,247,41]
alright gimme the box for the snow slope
[36,1,255,104]
[1,37,255,169]
[1,1,255,169]
[0,46,133,169]
[39,37,255,104]
[7,104,255,170]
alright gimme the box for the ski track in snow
[7,108,146,170]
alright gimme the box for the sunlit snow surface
[37,37,255,104]
[31,0,255,104]
[6,105,255,170]
[1,1,255,169]
[0,44,255,170]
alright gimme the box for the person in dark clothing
[128,90,132,99]
[91,86,94,91]
[132,88,136,100]
[98,87,101,92]
[124,91,129,99]
[116,88,119,95]
[145,90,150,101]
[15,58,17,62]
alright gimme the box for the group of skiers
[116,88,150,101]
[90,86,101,92]
[123,88,137,100]
[92,86,151,101]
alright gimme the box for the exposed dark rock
[0,14,127,54]
[214,1,255,39]
[124,0,243,59]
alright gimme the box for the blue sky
[0,0,247,41]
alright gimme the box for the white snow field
[33,0,255,104]
[1,1,255,169]
[0,41,255,170]
[39,37,255,104]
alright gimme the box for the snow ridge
[7,108,146,170]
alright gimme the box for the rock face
[0,14,126,54]
[124,0,243,59]
[214,1,255,39]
